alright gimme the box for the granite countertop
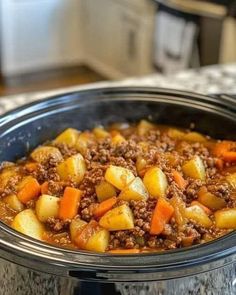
[0,63,236,115]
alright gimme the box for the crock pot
[0,87,235,295]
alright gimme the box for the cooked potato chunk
[182,156,206,180]
[70,218,87,241]
[215,209,236,229]
[86,228,110,252]
[0,166,20,190]
[12,209,44,240]
[183,132,206,142]
[105,165,135,190]
[35,194,59,222]
[95,181,117,202]
[198,189,226,211]
[57,153,86,183]
[4,194,24,212]
[76,132,95,155]
[168,128,185,139]
[226,173,236,189]
[119,177,148,201]
[31,146,63,164]
[99,204,134,230]
[111,133,126,145]
[54,128,79,146]
[136,156,147,177]
[143,167,168,198]
[93,127,110,139]
[137,120,155,136]
[185,205,212,228]
[170,195,187,228]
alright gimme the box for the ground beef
[46,217,69,232]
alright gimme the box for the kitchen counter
[0,63,236,115]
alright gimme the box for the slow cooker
[0,87,235,295]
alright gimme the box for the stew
[0,120,236,253]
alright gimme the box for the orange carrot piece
[41,181,49,194]
[172,170,187,189]
[213,141,232,157]
[150,198,174,235]
[94,197,117,218]
[108,249,140,254]
[215,158,224,170]
[17,177,41,204]
[191,201,212,215]
[25,162,38,172]
[59,187,82,220]
[74,220,99,249]
[222,151,236,163]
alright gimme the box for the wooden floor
[0,65,106,97]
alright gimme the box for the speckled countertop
[0,63,236,115]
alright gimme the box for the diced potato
[119,177,148,201]
[185,205,212,228]
[99,204,134,231]
[95,181,117,202]
[57,153,86,183]
[137,120,155,136]
[31,146,63,164]
[170,195,187,228]
[168,128,185,139]
[85,228,110,252]
[143,167,168,198]
[4,194,24,212]
[0,167,20,190]
[182,156,206,180]
[93,127,110,139]
[12,209,44,240]
[111,134,126,145]
[215,209,236,229]
[54,128,79,146]
[226,173,236,189]
[183,132,206,142]
[70,218,87,241]
[35,194,59,222]
[105,165,135,190]
[198,190,226,211]
[136,156,147,176]
[76,132,95,155]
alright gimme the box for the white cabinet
[0,0,82,76]
[81,0,156,78]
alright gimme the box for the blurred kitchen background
[0,0,235,96]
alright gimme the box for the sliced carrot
[222,151,236,163]
[41,181,49,194]
[150,198,174,235]
[108,249,140,254]
[94,197,117,218]
[59,187,82,220]
[25,162,38,172]
[74,220,100,249]
[17,177,41,204]
[172,170,187,189]
[213,141,232,157]
[191,201,212,215]
[213,141,236,163]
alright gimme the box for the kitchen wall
[0,0,83,76]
